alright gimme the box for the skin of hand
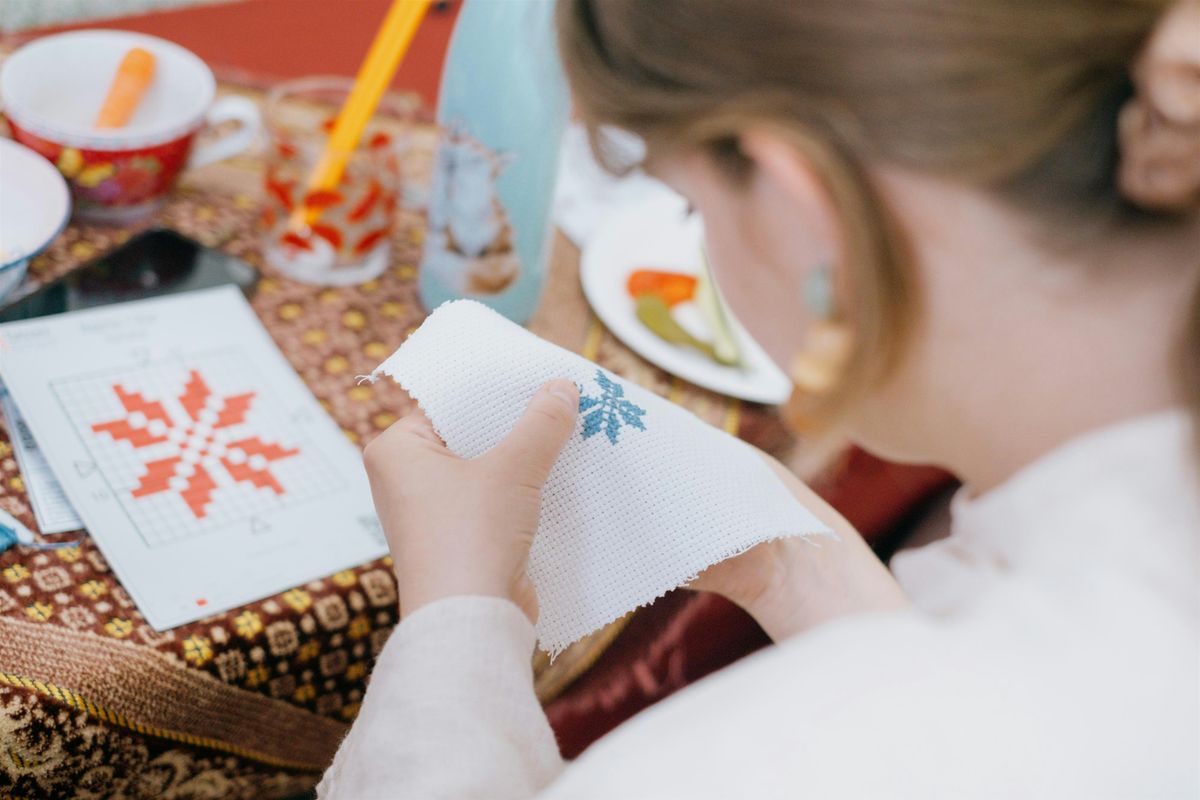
[690,452,909,641]
[366,378,905,637]
[363,379,580,621]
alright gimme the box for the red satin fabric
[545,450,953,759]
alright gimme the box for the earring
[789,263,852,395]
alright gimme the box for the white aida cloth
[370,301,835,655]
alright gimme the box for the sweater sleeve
[317,595,564,800]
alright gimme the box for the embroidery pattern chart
[53,352,343,548]
[91,370,299,519]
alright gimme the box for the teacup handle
[188,96,262,169]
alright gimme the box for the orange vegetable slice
[627,269,698,307]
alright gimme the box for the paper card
[0,383,84,534]
[0,286,385,629]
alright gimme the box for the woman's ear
[739,128,840,248]
[1137,0,1200,125]
[1118,0,1200,210]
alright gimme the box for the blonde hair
[557,0,1198,439]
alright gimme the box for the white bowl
[0,138,72,299]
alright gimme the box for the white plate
[0,138,71,299]
[580,187,792,405]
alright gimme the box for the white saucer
[580,187,792,405]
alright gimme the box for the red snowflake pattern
[91,370,299,519]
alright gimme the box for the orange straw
[95,47,157,129]
[288,0,431,233]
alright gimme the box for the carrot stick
[94,47,157,129]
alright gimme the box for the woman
[321,1,1200,797]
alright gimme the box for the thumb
[488,379,579,488]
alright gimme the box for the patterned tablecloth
[0,86,795,799]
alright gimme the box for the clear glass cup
[260,76,416,285]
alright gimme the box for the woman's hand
[363,380,579,622]
[690,452,909,641]
[365,379,902,636]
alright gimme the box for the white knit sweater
[319,411,1199,799]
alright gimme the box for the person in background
[320,1,1200,797]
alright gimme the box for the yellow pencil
[288,0,431,233]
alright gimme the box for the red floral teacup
[1,30,260,224]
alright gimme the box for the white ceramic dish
[580,187,792,405]
[0,138,71,300]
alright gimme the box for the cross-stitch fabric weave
[371,300,835,656]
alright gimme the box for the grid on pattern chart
[52,350,345,549]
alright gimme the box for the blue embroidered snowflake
[578,369,647,445]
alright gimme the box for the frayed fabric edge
[537,525,837,661]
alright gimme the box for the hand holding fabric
[690,452,910,641]
[364,380,579,621]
